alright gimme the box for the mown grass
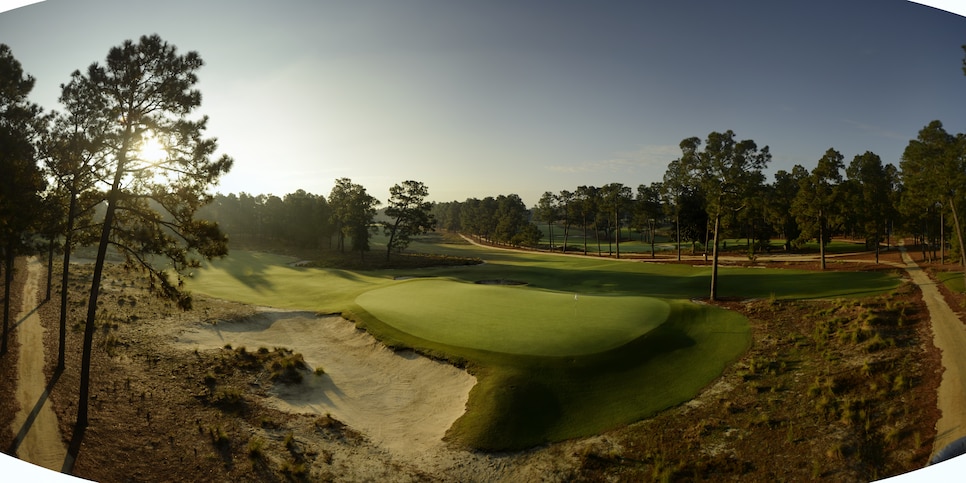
[355,280,670,356]
[936,269,965,293]
[184,239,902,450]
[443,301,750,450]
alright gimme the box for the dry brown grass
[569,282,940,482]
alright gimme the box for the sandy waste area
[175,310,476,460]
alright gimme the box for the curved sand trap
[176,310,476,458]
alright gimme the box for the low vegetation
[570,282,938,481]
[33,261,366,481]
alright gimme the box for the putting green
[355,279,671,356]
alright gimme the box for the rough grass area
[569,283,940,481]
[33,261,372,482]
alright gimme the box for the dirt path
[9,257,66,470]
[896,247,966,458]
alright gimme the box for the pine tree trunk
[820,209,827,271]
[941,210,945,264]
[78,154,126,428]
[703,221,710,262]
[58,191,78,371]
[562,222,569,253]
[548,221,555,252]
[1,245,13,355]
[614,210,620,259]
[710,213,721,301]
[46,238,54,301]
[676,214,681,262]
[947,196,966,291]
[594,219,601,256]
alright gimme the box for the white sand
[175,310,476,459]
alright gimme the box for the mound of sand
[175,310,476,459]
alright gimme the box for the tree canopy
[61,34,233,427]
[329,178,380,258]
[0,44,45,355]
[793,148,844,270]
[384,180,434,260]
[677,130,770,300]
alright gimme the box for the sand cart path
[9,257,66,470]
[898,247,966,458]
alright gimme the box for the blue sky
[2,1,965,206]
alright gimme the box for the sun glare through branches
[136,132,168,164]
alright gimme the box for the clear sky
[2,1,965,206]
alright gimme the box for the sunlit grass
[356,280,670,356]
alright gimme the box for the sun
[137,132,168,163]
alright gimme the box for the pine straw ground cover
[571,280,940,482]
[1,255,941,482]
[33,262,378,482]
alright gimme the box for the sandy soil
[175,310,482,466]
[9,257,66,470]
[898,247,966,458]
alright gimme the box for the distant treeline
[199,190,335,248]
[198,189,546,250]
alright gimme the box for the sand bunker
[175,310,476,458]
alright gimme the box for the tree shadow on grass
[327,269,367,283]
[217,253,276,292]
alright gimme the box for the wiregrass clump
[200,345,312,412]
[216,345,311,383]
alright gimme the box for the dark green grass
[445,301,750,449]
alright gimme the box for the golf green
[355,279,671,356]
